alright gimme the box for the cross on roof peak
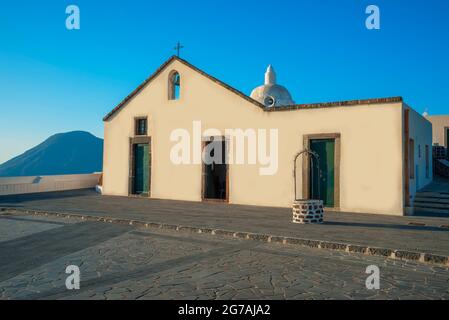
[174,42,184,57]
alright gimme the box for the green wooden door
[134,144,149,194]
[310,139,335,207]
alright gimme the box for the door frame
[445,126,449,158]
[201,135,229,203]
[404,109,410,207]
[128,136,152,197]
[302,133,341,209]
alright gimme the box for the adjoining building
[426,115,449,178]
[102,56,432,216]
[426,115,449,156]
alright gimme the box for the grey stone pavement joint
[2,207,449,267]
[18,238,260,300]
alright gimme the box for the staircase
[434,158,449,179]
[413,176,449,215]
[413,191,449,215]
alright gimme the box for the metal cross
[174,42,184,57]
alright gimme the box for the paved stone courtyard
[0,214,448,300]
[1,189,449,256]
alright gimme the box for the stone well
[292,199,324,224]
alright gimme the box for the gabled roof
[103,56,403,121]
[103,55,265,121]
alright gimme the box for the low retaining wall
[0,173,101,196]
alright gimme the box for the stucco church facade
[102,56,432,216]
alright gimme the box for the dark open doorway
[202,137,228,202]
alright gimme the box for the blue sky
[0,0,448,163]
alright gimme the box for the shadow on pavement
[0,189,96,205]
[0,221,133,283]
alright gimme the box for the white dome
[250,65,295,107]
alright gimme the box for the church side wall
[406,105,433,201]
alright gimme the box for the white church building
[102,56,432,216]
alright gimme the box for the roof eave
[266,96,403,112]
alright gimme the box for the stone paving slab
[1,189,449,259]
[0,215,71,242]
[1,215,448,300]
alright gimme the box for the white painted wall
[0,173,101,196]
[406,105,433,202]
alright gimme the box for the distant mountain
[0,131,103,177]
